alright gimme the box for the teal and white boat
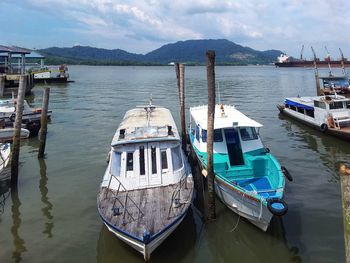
[189,104,289,231]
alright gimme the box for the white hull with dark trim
[215,179,272,231]
[102,212,186,260]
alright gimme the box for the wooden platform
[97,178,193,239]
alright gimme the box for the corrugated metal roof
[190,104,263,129]
[0,45,31,54]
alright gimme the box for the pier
[0,45,35,96]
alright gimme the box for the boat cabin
[103,106,186,190]
[284,95,350,128]
[320,76,350,94]
[189,105,265,169]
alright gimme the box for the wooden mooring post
[178,64,187,152]
[340,164,350,263]
[206,50,216,221]
[38,88,50,158]
[11,75,26,187]
[0,75,5,97]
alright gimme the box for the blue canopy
[285,99,314,111]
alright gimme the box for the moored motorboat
[0,127,30,142]
[0,99,52,137]
[97,102,193,260]
[189,104,288,231]
[277,95,350,141]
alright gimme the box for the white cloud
[1,0,350,55]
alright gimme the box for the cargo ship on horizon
[274,46,350,68]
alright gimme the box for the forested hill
[39,39,281,65]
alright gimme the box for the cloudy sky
[1,0,349,59]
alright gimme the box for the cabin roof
[190,104,263,129]
[286,95,349,105]
[0,45,31,54]
[111,105,180,146]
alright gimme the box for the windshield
[240,127,258,141]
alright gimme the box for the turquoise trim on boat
[189,132,285,205]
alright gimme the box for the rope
[229,214,241,232]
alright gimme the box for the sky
[1,0,350,59]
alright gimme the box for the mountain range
[39,39,282,66]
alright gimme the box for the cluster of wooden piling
[175,50,217,221]
[0,74,34,97]
[7,75,50,189]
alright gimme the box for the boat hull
[0,128,30,142]
[214,177,271,231]
[100,209,187,260]
[277,104,350,141]
[34,77,70,83]
[275,61,350,67]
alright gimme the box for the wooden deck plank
[98,178,193,240]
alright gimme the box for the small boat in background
[0,99,52,137]
[0,126,30,142]
[277,95,350,141]
[0,143,11,173]
[319,75,350,95]
[189,104,289,231]
[31,64,73,83]
[97,102,193,260]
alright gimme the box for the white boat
[277,95,350,141]
[189,104,289,231]
[31,64,71,83]
[0,99,52,121]
[0,143,11,173]
[0,99,52,137]
[97,102,193,260]
[0,127,30,142]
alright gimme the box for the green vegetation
[38,39,281,66]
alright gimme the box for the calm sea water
[0,65,348,263]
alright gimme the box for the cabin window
[240,127,258,141]
[305,109,315,118]
[314,101,326,109]
[346,101,350,109]
[297,107,304,114]
[329,101,344,110]
[139,146,145,175]
[171,146,183,171]
[195,125,200,141]
[151,146,157,174]
[126,152,134,171]
[214,129,223,142]
[111,152,121,176]
[290,106,296,111]
[161,149,168,170]
[202,129,207,142]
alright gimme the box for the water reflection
[39,159,53,238]
[278,113,350,178]
[11,187,26,263]
[0,177,10,217]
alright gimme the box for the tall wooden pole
[206,50,216,221]
[38,88,50,158]
[179,64,187,153]
[0,75,5,97]
[11,75,26,187]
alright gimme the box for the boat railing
[167,172,188,219]
[104,173,144,223]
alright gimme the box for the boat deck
[97,178,193,240]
